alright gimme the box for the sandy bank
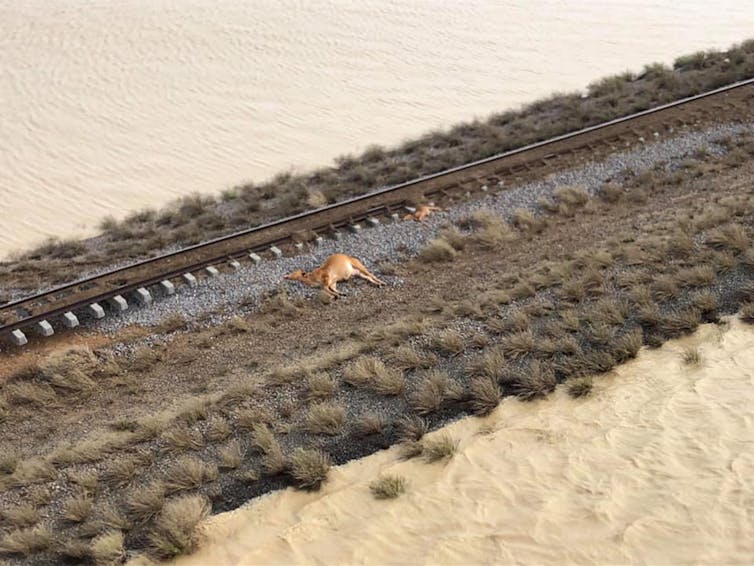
[167,318,754,566]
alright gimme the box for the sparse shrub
[510,360,557,400]
[682,347,702,366]
[163,456,217,493]
[706,223,749,252]
[554,185,589,206]
[4,381,57,407]
[422,434,458,462]
[0,525,54,555]
[418,238,457,263]
[162,425,205,453]
[652,275,680,301]
[469,376,501,416]
[676,265,716,287]
[465,347,507,381]
[396,415,428,442]
[290,448,330,490]
[598,182,623,203]
[390,345,437,371]
[501,330,536,359]
[567,376,593,398]
[658,309,702,338]
[468,212,516,250]
[149,495,210,559]
[410,371,461,415]
[206,417,233,442]
[305,402,346,435]
[354,412,388,437]
[236,407,273,430]
[11,458,57,486]
[103,457,139,488]
[611,328,644,362]
[431,329,466,357]
[127,483,166,522]
[218,440,245,470]
[370,474,407,499]
[2,504,40,528]
[90,530,125,564]
[224,316,252,334]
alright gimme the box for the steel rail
[2,77,752,338]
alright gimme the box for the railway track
[2,78,753,346]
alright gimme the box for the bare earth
[169,318,754,566]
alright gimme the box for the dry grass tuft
[410,371,462,415]
[682,347,702,366]
[396,415,428,442]
[422,434,458,462]
[343,357,404,394]
[149,495,210,559]
[510,360,557,400]
[554,185,589,206]
[418,238,457,263]
[501,330,536,359]
[0,525,54,555]
[611,328,644,362]
[0,452,18,476]
[251,424,287,475]
[217,440,245,470]
[2,504,40,528]
[369,474,407,499]
[566,376,594,398]
[676,265,716,287]
[659,309,702,338]
[236,407,273,430]
[305,402,346,435]
[63,492,94,523]
[162,424,205,453]
[306,372,338,400]
[705,223,749,252]
[103,457,139,488]
[11,458,57,487]
[598,182,622,203]
[126,482,166,523]
[652,275,680,301]
[469,376,501,416]
[163,456,218,494]
[465,347,507,382]
[205,417,233,442]
[390,345,437,371]
[354,412,389,437]
[290,448,330,490]
[4,381,57,407]
[468,211,516,250]
[90,530,125,564]
[430,329,466,357]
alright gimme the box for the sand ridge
[167,318,754,565]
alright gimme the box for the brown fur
[404,205,443,222]
[284,253,385,298]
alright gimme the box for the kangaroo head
[284,269,308,282]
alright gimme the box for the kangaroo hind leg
[349,257,385,287]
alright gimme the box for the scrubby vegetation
[2,39,753,294]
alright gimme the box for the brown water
[1,2,753,259]
[166,318,754,566]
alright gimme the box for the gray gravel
[90,121,753,335]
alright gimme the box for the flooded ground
[170,318,754,565]
[2,1,753,258]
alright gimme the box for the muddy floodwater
[166,318,754,566]
[2,1,753,258]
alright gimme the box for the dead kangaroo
[404,204,443,222]
[284,253,385,298]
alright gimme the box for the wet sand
[169,318,754,565]
[2,1,754,258]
